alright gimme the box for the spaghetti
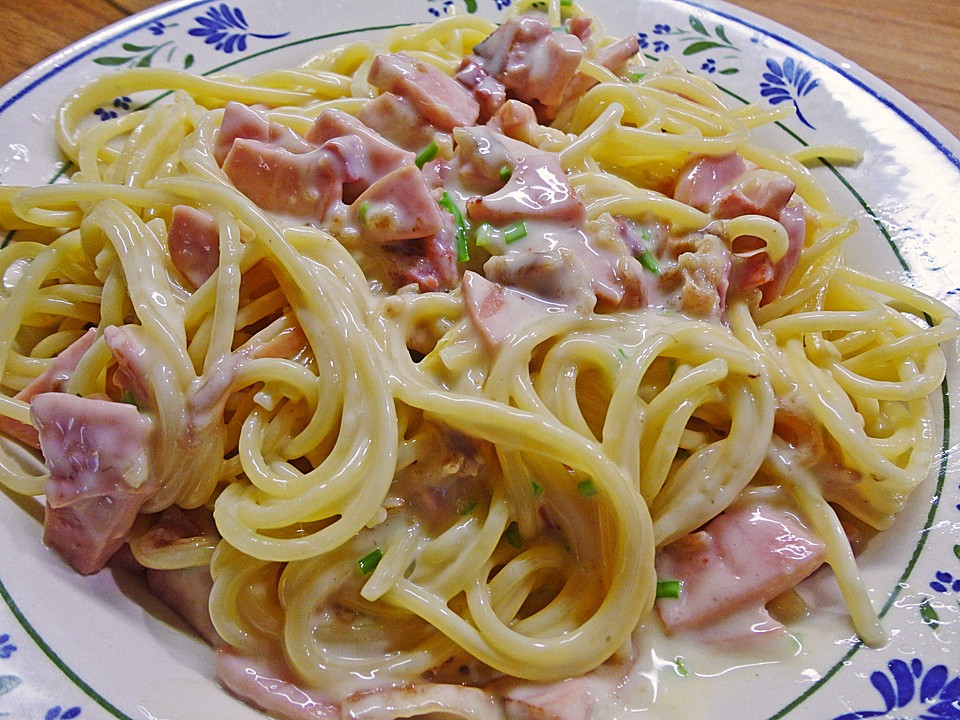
[0,0,955,717]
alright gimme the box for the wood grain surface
[0,0,957,138]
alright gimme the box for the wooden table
[0,0,957,138]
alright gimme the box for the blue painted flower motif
[701,58,717,74]
[653,23,672,34]
[636,32,650,50]
[830,659,960,720]
[759,56,820,129]
[931,571,960,594]
[45,707,82,720]
[93,96,132,121]
[147,20,170,36]
[494,0,511,9]
[652,40,670,53]
[0,634,15,660]
[188,4,289,54]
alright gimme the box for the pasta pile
[0,0,955,715]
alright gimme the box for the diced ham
[0,328,96,449]
[148,566,221,646]
[659,232,731,318]
[484,249,595,311]
[566,17,593,42]
[352,165,444,244]
[471,16,585,108]
[594,35,641,73]
[673,154,807,304]
[386,224,459,293]
[369,53,480,132]
[357,92,442,153]
[501,677,596,720]
[31,392,154,575]
[139,506,222,646]
[215,102,314,166]
[487,100,540,147]
[673,153,749,212]
[654,501,825,635]
[306,109,415,203]
[216,649,339,720]
[462,271,565,350]
[222,140,342,222]
[452,126,523,195]
[466,155,586,225]
[455,57,507,122]
[342,685,502,720]
[168,205,220,289]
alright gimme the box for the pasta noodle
[0,0,955,717]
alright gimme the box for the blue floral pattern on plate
[831,659,960,720]
[189,4,290,53]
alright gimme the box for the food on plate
[0,0,955,717]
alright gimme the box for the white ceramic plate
[0,1,958,718]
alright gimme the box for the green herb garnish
[503,221,527,244]
[577,479,597,498]
[438,191,470,263]
[458,500,478,516]
[498,165,512,182]
[656,579,682,599]
[504,522,523,548]
[357,548,383,575]
[531,481,544,497]
[357,200,370,223]
[415,141,439,169]
[637,249,660,274]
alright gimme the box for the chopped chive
[357,548,383,575]
[503,221,527,244]
[577,479,597,498]
[457,500,477,516]
[439,191,469,263]
[498,165,512,182]
[656,579,682,599]
[415,140,439,169]
[637,249,660,274]
[357,200,370,223]
[674,656,690,677]
[630,72,646,82]
[531,481,544,497]
[120,390,138,406]
[560,0,572,5]
[617,347,629,360]
[475,222,494,249]
[504,521,522,548]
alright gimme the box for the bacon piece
[168,205,220,289]
[216,649,339,720]
[466,155,586,225]
[32,393,154,575]
[222,140,342,222]
[353,165,443,244]
[215,102,314,165]
[306,109,415,203]
[0,328,97,449]
[654,501,825,635]
[369,53,480,131]
[471,16,585,108]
